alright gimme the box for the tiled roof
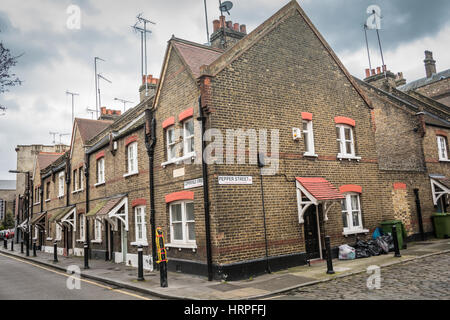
[86,195,125,217]
[398,69,450,92]
[172,39,223,78]
[296,177,344,201]
[75,118,113,145]
[37,152,65,171]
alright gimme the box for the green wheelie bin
[432,213,450,239]
[380,220,406,249]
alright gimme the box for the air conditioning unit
[292,128,302,141]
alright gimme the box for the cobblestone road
[271,253,450,300]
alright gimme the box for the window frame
[126,141,139,175]
[437,135,449,161]
[58,172,65,198]
[183,118,195,156]
[93,219,102,242]
[341,193,364,233]
[166,126,177,161]
[336,124,356,158]
[55,223,62,241]
[168,201,196,246]
[96,157,105,185]
[302,120,316,156]
[78,214,85,242]
[134,206,147,244]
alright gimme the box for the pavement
[0,238,449,300]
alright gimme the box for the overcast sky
[0,0,449,180]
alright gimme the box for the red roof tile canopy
[296,177,344,201]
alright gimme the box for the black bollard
[53,242,58,263]
[137,245,144,281]
[20,240,24,254]
[33,240,37,257]
[392,225,402,258]
[10,239,14,251]
[83,242,89,269]
[325,236,335,275]
[25,232,29,257]
[3,238,7,249]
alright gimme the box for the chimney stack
[99,107,121,120]
[139,74,159,102]
[210,15,247,49]
[424,50,437,79]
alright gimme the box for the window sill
[131,241,149,247]
[46,237,53,241]
[76,239,86,243]
[123,171,139,178]
[94,182,105,187]
[91,239,102,244]
[72,189,84,194]
[342,229,370,236]
[166,242,197,250]
[338,154,362,162]
[45,199,51,203]
[161,152,197,168]
[438,159,450,163]
[303,153,318,158]
[58,196,64,199]
[33,202,40,206]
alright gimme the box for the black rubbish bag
[379,234,394,252]
[376,237,389,254]
[367,240,382,256]
[355,248,370,259]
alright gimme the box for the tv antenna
[66,90,79,124]
[49,132,59,144]
[94,57,106,119]
[0,106,6,116]
[203,0,210,44]
[86,107,97,119]
[114,98,134,112]
[219,1,233,15]
[59,133,70,144]
[97,73,112,110]
[133,14,156,98]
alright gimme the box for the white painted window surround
[125,142,138,177]
[96,157,105,185]
[341,193,368,235]
[132,206,147,246]
[302,120,316,157]
[437,135,449,161]
[58,172,65,198]
[336,125,361,160]
[168,201,196,248]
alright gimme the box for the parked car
[0,230,5,240]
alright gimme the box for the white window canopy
[295,177,344,224]
[430,175,450,206]
[86,195,129,231]
[60,207,77,231]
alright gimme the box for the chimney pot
[213,20,220,33]
[219,16,225,28]
[376,67,381,74]
[240,24,247,34]
[226,21,233,29]
[233,23,240,32]
[365,69,371,78]
[101,107,106,115]
[371,69,376,76]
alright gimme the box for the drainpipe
[197,95,213,281]
[84,153,91,258]
[145,109,157,270]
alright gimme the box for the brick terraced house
[14,0,450,281]
[357,66,450,240]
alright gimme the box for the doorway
[304,205,320,260]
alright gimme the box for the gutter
[144,109,157,270]
[197,95,213,281]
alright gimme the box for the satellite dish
[220,1,233,15]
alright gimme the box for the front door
[304,205,320,259]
